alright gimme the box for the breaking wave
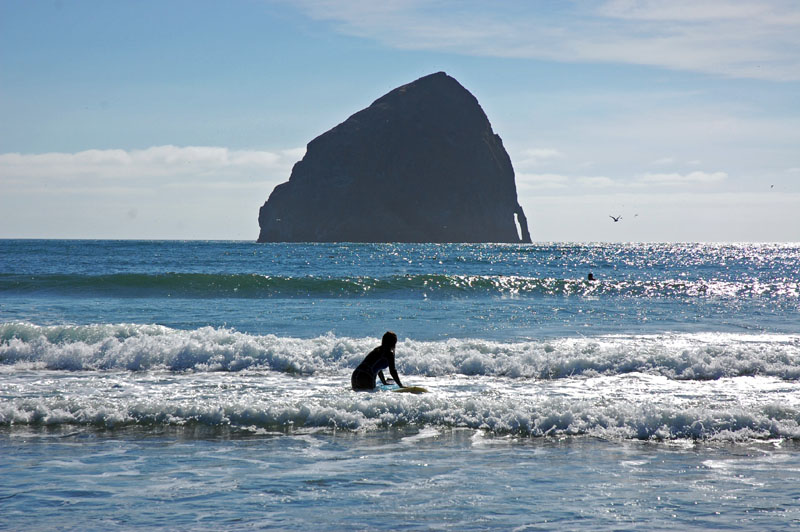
[2,322,799,380]
[3,323,800,441]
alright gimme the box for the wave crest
[2,384,798,442]
[2,322,799,380]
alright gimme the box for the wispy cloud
[638,171,728,185]
[577,176,618,188]
[0,146,305,186]
[598,0,772,21]
[0,146,307,239]
[517,172,570,190]
[517,167,729,196]
[525,190,800,242]
[515,148,565,168]
[518,172,620,191]
[291,0,800,81]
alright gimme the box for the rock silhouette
[257,72,531,243]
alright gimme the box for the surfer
[351,331,404,390]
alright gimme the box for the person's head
[381,331,398,349]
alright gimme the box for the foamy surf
[2,370,799,441]
[2,322,799,380]
[2,323,800,441]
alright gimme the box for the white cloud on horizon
[639,171,728,185]
[0,145,305,186]
[0,145,791,240]
[577,176,618,188]
[522,190,800,242]
[515,148,565,168]
[0,145,308,240]
[290,0,800,81]
[518,168,729,193]
[516,172,570,190]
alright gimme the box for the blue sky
[1,0,798,241]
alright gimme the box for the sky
[1,0,799,242]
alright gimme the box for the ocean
[1,239,799,530]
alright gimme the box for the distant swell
[2,322,800,381]
[1,273,797,299]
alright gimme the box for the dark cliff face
[257,72,531,243]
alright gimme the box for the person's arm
[378,371,389,385]
[388,350,403,388]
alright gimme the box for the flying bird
[609,215,622,222]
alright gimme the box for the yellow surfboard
[391,386,428,394]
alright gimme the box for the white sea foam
[2,322,799,381]
[3,323,800,441]
[2,370,799,442]
[3,321,800,442]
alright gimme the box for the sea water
[1,240,799,530]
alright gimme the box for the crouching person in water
[351,331,404,390]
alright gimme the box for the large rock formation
[257,72,531,243]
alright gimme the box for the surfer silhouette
[351,331,404,390]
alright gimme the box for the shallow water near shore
[2,240,800,529]
[3,427,800,531]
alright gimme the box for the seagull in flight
[609,215,622,222]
